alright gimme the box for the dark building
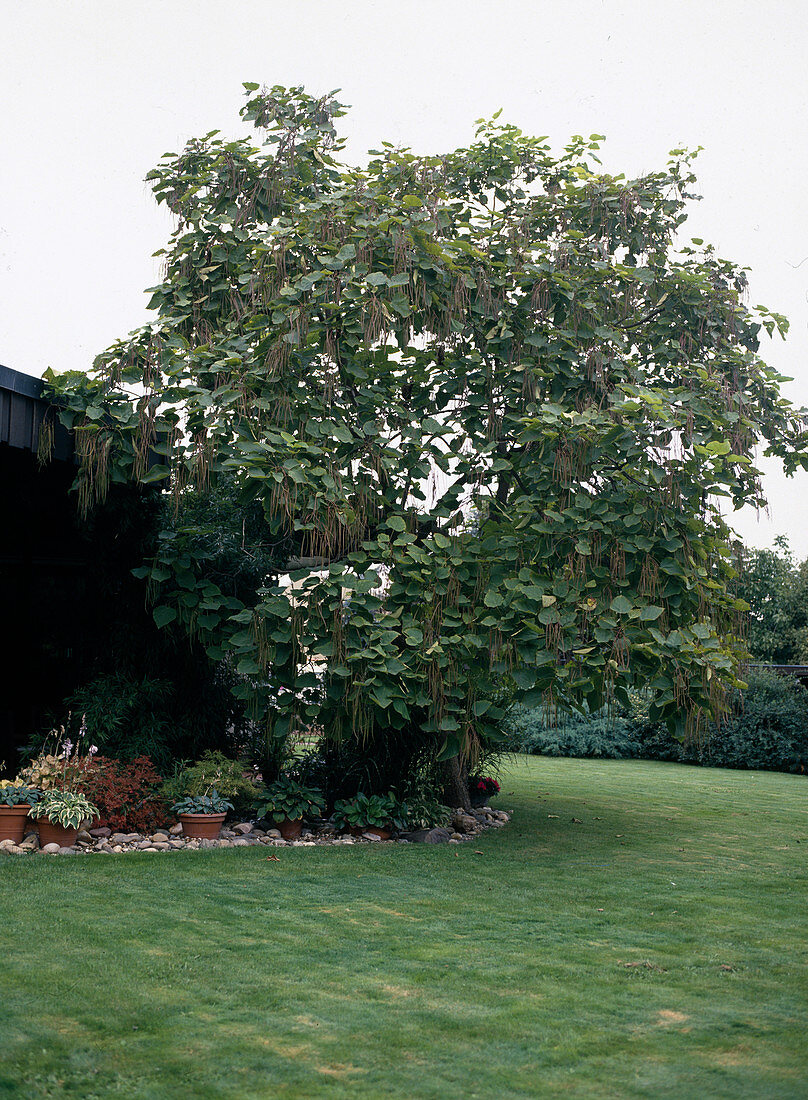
[0,366,162,772]
[1,366,82,765]
[1,366,254,776]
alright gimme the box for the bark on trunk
[443,755,471,811]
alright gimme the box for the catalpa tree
[47,85,806,803]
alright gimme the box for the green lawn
[1,757,807,1100]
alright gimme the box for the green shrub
[254,777,326,823]
[505,670,808,774]
[161,751,260,816]
[289,729,442,803]
[399,793,451,830]
[66,674,173,766]
[503,705,639,760]
[65,667,257,774]
[332,792,407,832]
[698,670,808,773]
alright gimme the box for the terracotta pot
[348,824,391,839]
[178,812,226,840]
[37,819,78,847]
[0,805,31,844]
[277,817,303,840]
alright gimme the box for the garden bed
[0,805,510,855]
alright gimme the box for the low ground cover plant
[398,793,451,830]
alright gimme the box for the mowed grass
[1,758,807,1100]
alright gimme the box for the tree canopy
[736,539,808,665]
[46,84,808,788]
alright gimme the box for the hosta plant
[18,723,99,793]
[332,792,407,833]
[401,794,451,830]
[0,785,40,807]
[17,752,81,792]
[254,777,325,823]
[31,790,99,830]
[171,790,234,816]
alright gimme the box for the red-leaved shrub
[78,755,169,832]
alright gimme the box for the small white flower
[89,745,98,755]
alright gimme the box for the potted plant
[0,783,41,843]
[30,789,99,847]
[255,777,325,839]
[468,775,500,808]
[16,730,95,792]
[162,751,261,819]
[332,792,406,840]
[171,790,234,839]
[21,725,100,846]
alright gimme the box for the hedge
[503,670,808,774]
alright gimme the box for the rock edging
[0,806,511,856]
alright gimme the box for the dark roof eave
[0,364,45,400]
[0,364,72,459]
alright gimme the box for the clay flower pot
[277,817,303,840]
[0,805,31,844]
[347,824,391,839]
[37,820,78,847]
[178,812,226,840]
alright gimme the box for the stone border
[0,806,510,855]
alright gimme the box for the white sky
[2,0,806,554]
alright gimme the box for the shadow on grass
[1,756,806,1099]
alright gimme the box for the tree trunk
[443,755,471,811]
